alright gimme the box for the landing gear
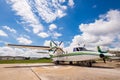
[99,54,106,63]
[79,61,92,67]
[87,61,92,67]
[54,61,59,64]
[54,60,93,67]
[69,61,73,65]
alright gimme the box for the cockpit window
[73,47,87,52]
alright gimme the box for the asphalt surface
[0,61,120,80]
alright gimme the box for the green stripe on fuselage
[51,51,99,58]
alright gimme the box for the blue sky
[0,0,120,51]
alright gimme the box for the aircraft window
[73,47,87,52]
[78,47,87,51]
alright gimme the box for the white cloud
[80,10,120,35]
[38,32,49,38]
[7,0,44,33]
[0,47,16,56]
[17,37,32,45]
[0,47,49,57]
[49,24,57,31]
[59,0,66,3]
[2,25,16,33]
[68,0,74,7]
[67,10,120,50]
[53,32,62,39]
[37,23,62,39]
[37,31,62,39]
[30,0,73,23]
[7,0,74,36]
[0,30,8,37]
[48,24,62,39]
[44,40,51,46]
[22,35,30,39]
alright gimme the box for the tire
[54,61,59,64]
[87,61,92,67]
[69,61,73,65]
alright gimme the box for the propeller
[59,41,63,46]
[50,41,64,54]
[51,40,57,46]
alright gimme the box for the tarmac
[0,61,120,80]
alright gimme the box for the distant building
[109,50,120,57]
[0,56,25,60]
[0,56,43,60]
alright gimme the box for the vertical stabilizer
[97,46,108,53]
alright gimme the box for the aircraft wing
[7,44,51,50]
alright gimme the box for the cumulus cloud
[68,0,74,7]
[38,32,49,38]
[37,24,62,39]
[38,31,62,39]
[0,47,17,56]
[7,0,74,38]
[31,0,72,23]
[67,10,120,50]
[44,40,51,46]
[0,30,8,37]
[7,0,44,34]
[2,25,16,33]
[17,37,32,45]
[48,24,62,39]
[53,32,62,39]
[0,47,49,57]
[49,24,57,31]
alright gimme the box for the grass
[0,58,52,64]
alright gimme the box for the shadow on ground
[4,63,115,69]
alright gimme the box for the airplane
[7,41,114,67]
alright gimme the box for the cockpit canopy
[73,47,87,52]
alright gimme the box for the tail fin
[97,46,108,53]
[97,46,102,53]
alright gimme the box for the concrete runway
[0,61,120,80]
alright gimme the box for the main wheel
[54,61,59,64]
[69,61,73,65]
[87,61,92,67]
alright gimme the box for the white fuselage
[52,51,100,62]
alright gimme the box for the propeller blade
[50,41,52,47]
[53,48,58,54]
[60,48,65,53]
[59,41,62,46]
[51,40,57,46]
